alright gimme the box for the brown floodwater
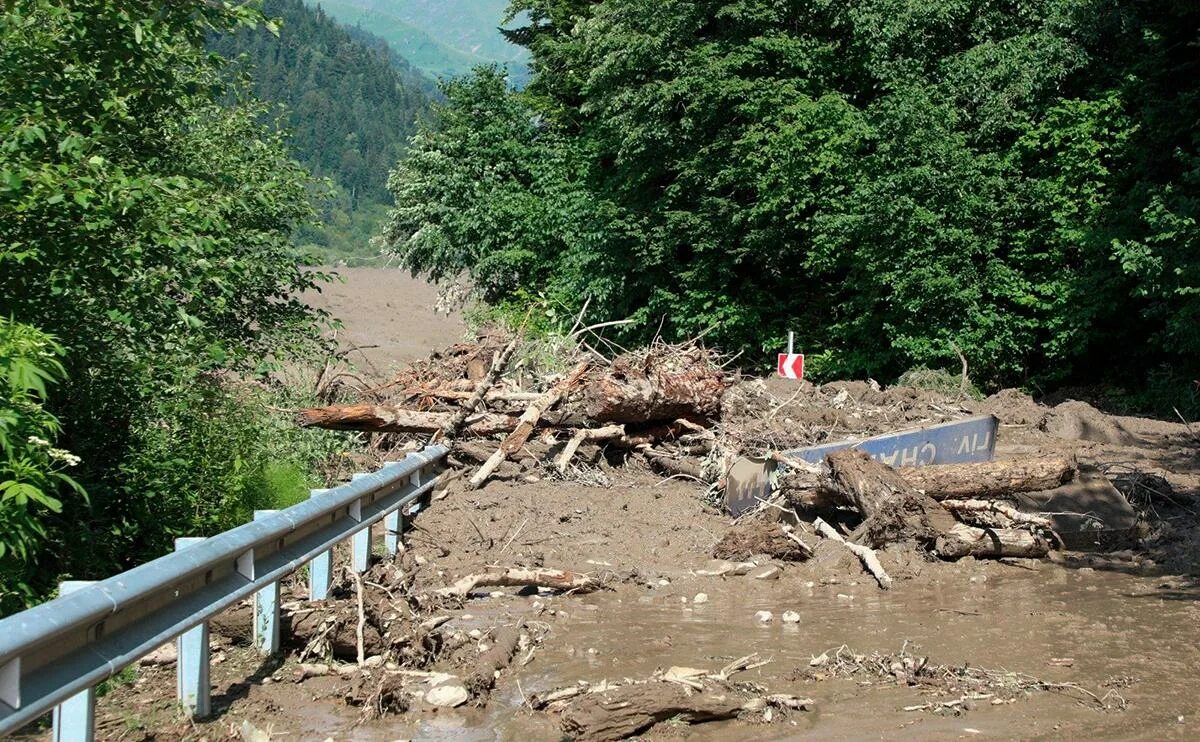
[300,559,1200,741]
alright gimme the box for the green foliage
[385,0,1200,402]
[0,319,83,613]
[210,0,435,210]
[96,666,137,699]
[0,1,347,606]
[112,377,352,564]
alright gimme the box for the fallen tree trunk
[465,622,524,703]
[583,351,727,425]
[826,450,958,549]
[934,523,1051,559]
[560,683,745,742]
[940,499,1056,530]
[469,361,590,489]
[297,404,519,436]
[901,456,1075,500]
[781,455,1077,508]
[436,567,602,597]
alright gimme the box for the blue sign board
[781,414,999,468]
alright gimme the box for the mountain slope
[307,0,530,83]
[211,0,436,262]
[212,0,434,206]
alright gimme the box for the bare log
[465,622,524,703]
[934,523,1051,560]
[557,424,626,473]
[780,455,1076,508]
[903,456,1075,499]
[436,567,602,597]
[642,450,703,480]
[469,362,591,489]
[940,499,1056,530]
[298,404,519,436]
[437,338,520,441]
[826,450,958,549]
[560,683,745,742]
[813,517,892,590]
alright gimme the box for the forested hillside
[211,0,435,262]
[385,0,1200,412]
[307,0,530,84]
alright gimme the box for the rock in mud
[695,559,757,576]
[426,684,469,708]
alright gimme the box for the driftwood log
[935,523,1051,559]
[813,517,891,589]
[436,567,602,597]
[465,621,524,703]
[825,450,958,549]
[297,405,520,436]
[556,424,626,472]
[781,455,1077,508]
[560,683,745,742]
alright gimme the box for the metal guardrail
[0,445,448,739]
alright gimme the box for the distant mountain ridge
[307,0,530,83]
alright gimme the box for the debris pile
[298,334,729,490]
[530,654,812,740]
[799,644,1129,713]
[298,332,1148,592]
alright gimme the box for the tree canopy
[0,0,336,607]
[386,0,1200,398]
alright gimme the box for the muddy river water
[287,560,1200,741]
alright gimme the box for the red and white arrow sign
[777,353,804,380]
[777,331,804,380]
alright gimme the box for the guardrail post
[51,581,95,742]
[381,462,409,556]
[174,538,210,718]
[252,510,281,656]
[350,474,370,573]
[308,489,333,600]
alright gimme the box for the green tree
[387,0,1200,402]
[0,0,337,593]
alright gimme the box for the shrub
[0,319,83,614]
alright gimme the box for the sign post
[777,331,804,380]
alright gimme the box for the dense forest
[386,0,1200,412]
[210,0,435,262]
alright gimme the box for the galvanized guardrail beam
[0,445,447,738]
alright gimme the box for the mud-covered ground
[26,269,1200,740]
[40,377,1200,741]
